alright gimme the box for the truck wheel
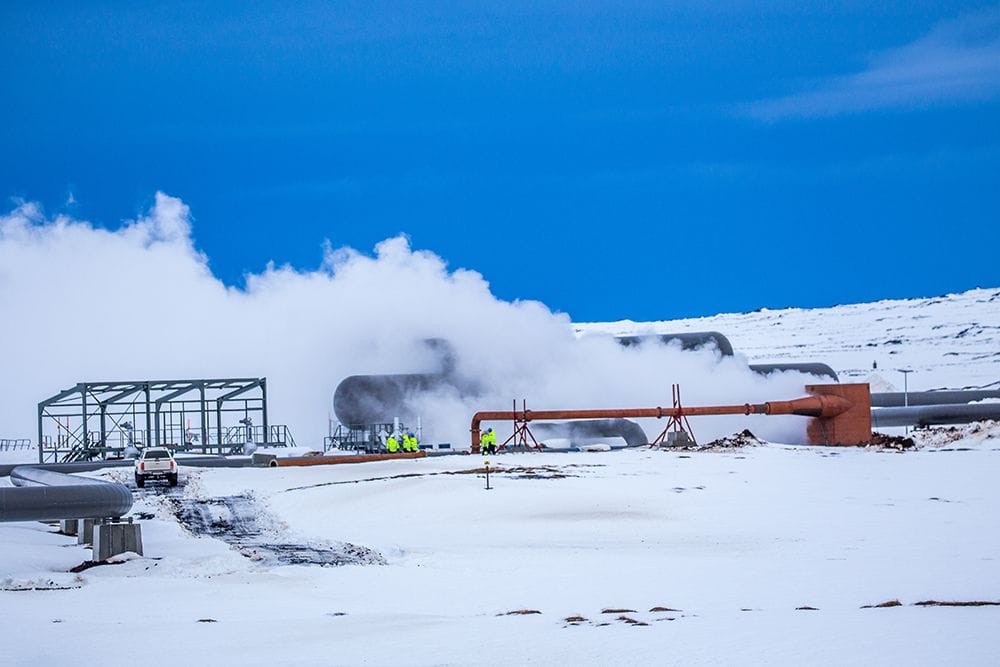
[168,473,178,487]
[135,474,145,488]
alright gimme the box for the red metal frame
[651,384,697,446]
[498,399,541,451]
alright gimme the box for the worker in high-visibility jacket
[386,434,401,453]
[481,427,497,455]
[403,432,419,452]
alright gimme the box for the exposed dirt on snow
[69,560,126,573]
[168,494,386,567]
[0,575,85,592]
[911,421,1000,449]
[865,432,916,451]
[480,465,572,479]
[278,463,581,493]
[667,429,766,452]
[862,600,903,608]
[616,615,649,626]
[914,600,1000,607]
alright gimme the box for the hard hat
[488,428,493,432]
[408,432,414,437]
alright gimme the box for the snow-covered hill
[577,287,1000,392]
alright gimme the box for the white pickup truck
[134,447,178,488]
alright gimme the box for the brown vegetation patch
[796,606,819,611]
[500,609,542,616]
[564,616,587,623]
[649,606,681,612]
[500,466,571,479]
[452,466,572,479]
[617,615,649,626]
[914,600,1000,607]
[601,608,637,614]
[862,600,902,608]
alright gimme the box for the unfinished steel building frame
[37,378,288,463]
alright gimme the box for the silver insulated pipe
[0,465,133,522]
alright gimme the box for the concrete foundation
[60,519,78,536]
[92,518,143,560]
[77,518,97,545]
[666,431,695,447]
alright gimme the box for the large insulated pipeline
[871,390,1000,408]
[333,373,451,426]
[0,465,133,522]
[871,403,1000,429]
[748,363,839,381]
[0,456,256,479]
[0,455,264,523]
[615,332,736,356]
[332,332,840,427]
[333,338,463,426]
[470,394,852,450]
[531,419,649,447]
[614,334,839,380]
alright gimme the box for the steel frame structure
[38,378,273,463]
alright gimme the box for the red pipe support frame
[470,384,872,452]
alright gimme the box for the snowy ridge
[576,287,1000,391]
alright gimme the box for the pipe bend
[1,465,133,523]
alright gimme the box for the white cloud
[750,8,1000,119]
[0,193,816,447]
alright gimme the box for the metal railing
[39,424,296,462]
[0,438,32,451]
[221,425,295,448]
[325,422,405,454]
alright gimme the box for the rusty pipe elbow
[765,395,852,418]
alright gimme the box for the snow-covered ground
[2,442,999,665]
[2,288,999,665]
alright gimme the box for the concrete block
[92,519,143,561]
[60,519,78,536]
[666,431,695,447]
[77,518,97,545]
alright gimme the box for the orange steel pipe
[470,395,852,451]
[274,451,426,467]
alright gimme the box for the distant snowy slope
[576,287,1000,392]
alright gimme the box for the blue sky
[2,1,998,321]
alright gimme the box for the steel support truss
[37,378,279,463]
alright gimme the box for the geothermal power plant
[3,327,999,563]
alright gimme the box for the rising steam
[0,193,818,447]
